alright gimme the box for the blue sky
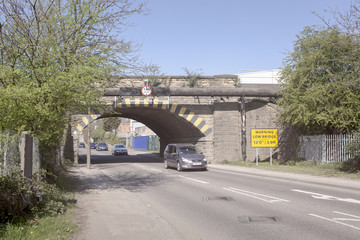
[125,0,353,76]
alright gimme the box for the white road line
[309,213,360,231]
[333,211,360,218]
[133,164,163,172]
[223,187,290,203]
[134,163,146,168]
[178,175,209,184]
[333,211,360,221]
[150,168,163,172]
[332,218,360,222]
[292,189,360,204]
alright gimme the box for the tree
[183,67,202,88]
[138,63,165,87]
[0,0,145,165]
[89,118,122,144]
[103,117,122,132]
[278,26,360,134]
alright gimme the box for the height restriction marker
[251,129,278,148]
[251,129,278,166]
[141,85,152,96]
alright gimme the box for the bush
[340,131,360,173]
[339,156,360,173]
[0,169,68,224]
[0,169,36,223]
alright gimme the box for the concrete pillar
[73,134,79,165]
[240,97,247,161]
[32,137,40,173]
[20,132,33,178]
[213,102,242,163]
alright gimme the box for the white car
[112,144,128,156]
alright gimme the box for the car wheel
[164,160,169,169]
[177,162,182,171]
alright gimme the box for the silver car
[96,142,108,151]
[112,144,128,156]
[164,143,207,171]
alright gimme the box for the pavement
[70,165,183,240]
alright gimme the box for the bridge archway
[74,98,212,155]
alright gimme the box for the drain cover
[238,216,280,223]
[202,196,234,202]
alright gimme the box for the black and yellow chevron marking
[73,98,212,136]
[74,104,114,132]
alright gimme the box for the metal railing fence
[0,131,21,176]
[1,131,41,177]
[298,134,359,163]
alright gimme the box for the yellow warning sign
[251,129,278,148]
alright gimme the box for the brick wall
[244,100,281,162]
[213,102,242,162]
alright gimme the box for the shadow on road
[66,151,168,193]
[67,168,167,193]
[77,152,163,165]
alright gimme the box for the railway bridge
[73,75,282,163]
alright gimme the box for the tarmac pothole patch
[202,196,234,202]
[238,216,280,223]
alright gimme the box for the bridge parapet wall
[113,75,238,88]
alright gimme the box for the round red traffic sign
[141,85,152,96]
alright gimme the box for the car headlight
[203,158,207,162]
[182,158,192,163]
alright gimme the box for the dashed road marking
[310,211,360,231]
[178,175,209,184]
[292,189,360,204]
[223,187,290,203]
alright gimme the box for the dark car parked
[164,143,207,171]
[96,142,108,151]
[90,142,96,149]
[78,142,85,148]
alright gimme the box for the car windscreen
[178,147,199,154]
[114,144,125,148]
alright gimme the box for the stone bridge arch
[73,97,212,155]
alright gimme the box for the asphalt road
[71,148,360,240]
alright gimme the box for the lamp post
[126,130,128,148]
[86,108,91,169]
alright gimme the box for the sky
[125,0,353,76]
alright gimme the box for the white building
[237,69,280,84]
[130,120,155,137]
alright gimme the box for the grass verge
[224,160,360,179]
[0,170,80,240]
[0,209,79,240]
